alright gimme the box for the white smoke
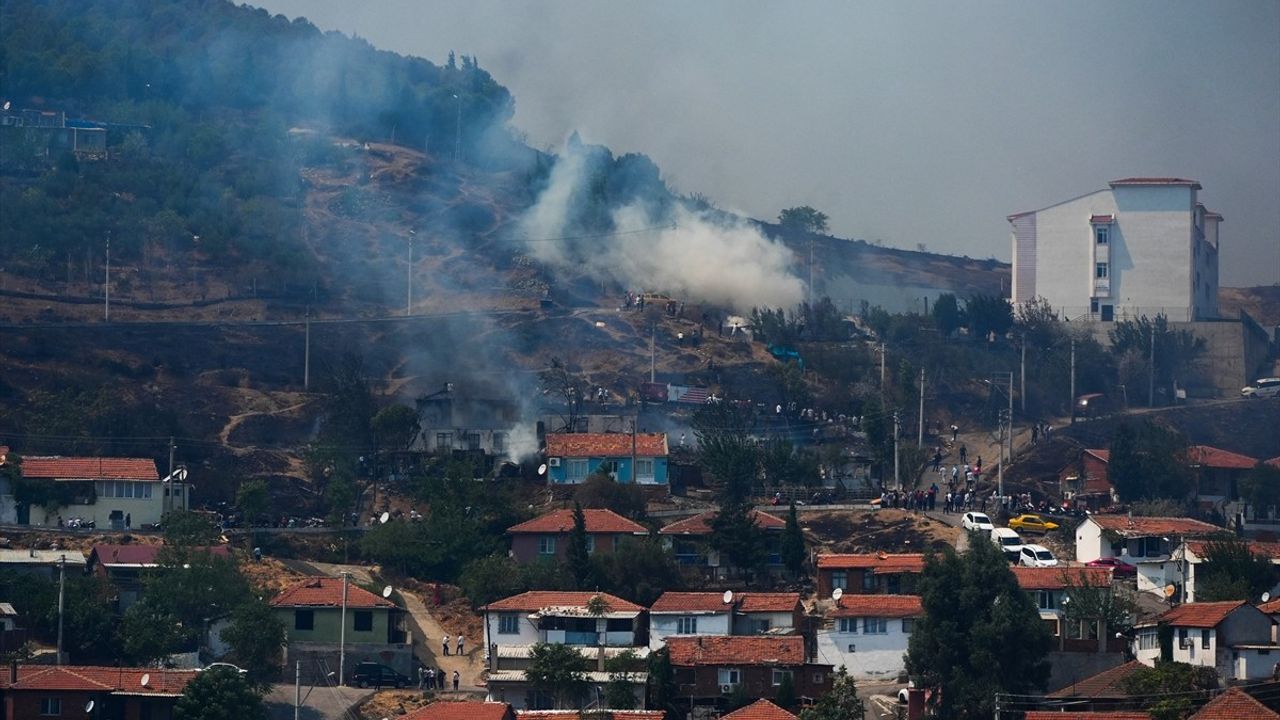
[520,140,806,311]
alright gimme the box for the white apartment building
[1132,600,1276,682]
[1009,177,1221,322]
[814,594,921,681]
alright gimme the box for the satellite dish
[382,585,393,598]
[2,101,10,111]
[832,587,843,602]
[1264,592,1272,603]
[537,463,548,476]
[379,511,390,524]
[140,673,150,687]
[1061,596,1070,605]
[84,700,94,713]
[1163,584,1177,599]
[722,590,733,604]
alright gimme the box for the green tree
[526,642,590,709]
[1014,296,1063,350]
[4,453,72,518]
[799,666,865,720]
[121,598,189,664]
[778,206,829,234]
[1062,570,1138,637]
[602,649,644,709]
[782,503,806,578]
[1194,537,1278,602]
[371,403,421,451]
[163,510,221,546]
[932,293,964,337]
[1238,463,1280,514]
[459,555,531,608]
[1108,421,1196,502]
[693,402,758,503]
[906,536,1051,719]
[567,503,594,589]
[708,502,766,580]
[647,647,678,714]
[221,598,286,688]
[592,537,683,607]
[1120,661,1218,720]
[1109,314,1206,403]
[173,665,268,720]
[574,473,647,519]
[964,293,1014,339]
[235,479,268,527]
[775,670,797,710]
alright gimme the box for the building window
[466,432,482,451]
[538,536,556,555]
[1038,591,1056,610]
[1095,263,1108,279]
[812,672,825,685]
[635,458,654,480]
[294,610,314,631]
[585,535,595,554]
[831,571,848,591]
[567,459,589,482]
[498,613,520,634]
[753,619,771,634]
[1095,226,1109,245]
[862,571,876,591]
[353,611,372,632]
[863,617,887,634]
[1138,629,1158,650]
[838,618,857,633]
[436,432,452,450]
[677,616,698,634]
[492,433,506,453]
[1178,628,1189,648]
[1202,629,1211,649]
[40,698,62,716]
[599,460,620,479]
[718,668,741,686]
[771,669,794,686]
[902,618,915,634]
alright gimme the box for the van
[1242,378,1280,399]
[351,662,409,689]
[1073,393,1113,420]
[990,527,1024,563]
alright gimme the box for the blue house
[544,432,669,485]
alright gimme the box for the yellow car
[1008,514,1059,534]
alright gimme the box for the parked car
[351,662,410,689]
[1019,544,1058,568]
[961,512,994,532]
[1008,514,1059,534]
[990,527,1024,563]
[1073,392,1115,420]
[1085,557,1138,577]
[1241,377,1280,399]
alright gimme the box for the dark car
[1073,393,1114,420]
[351,662,409,689]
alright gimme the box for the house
[270,577,411,684]
[16,456,191,529]
[1133,600,1277,681]
[0,664,196,720]
[1189,687,1280,719]
[721,699,798,720]
[506,509,649,565]
[0,549,86,580]
[544,433,669,485]
[1013,567,1126,653]
[1009,177,1220,323]
[659,510,787,577]
[516,712,667,720]
[648,591,802,650]
[1188,445,1258,504]
[1059,449,1116,510]
[1176,539,1280,603]
[665,636,832,707]
[0,603,25,655]
[1024,713,1150,720]
[1074,516,1220,597]
[412,385,527,460]
[480,591,648,710]
[814,553,925,598]
[813,594,921,680]
[87,543,231,611]
[1045,659,1146,709]
[402,701,516,720]
[1059,446,1258,516]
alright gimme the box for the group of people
[879,486,937,511]
[941,489,988,514]
[417,665,461,692]
[1029,421,1054,445]
[441,633,464,656]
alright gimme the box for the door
[1101,305,1114,321]
[109,510,124,531]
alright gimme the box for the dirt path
[398,590,486,694]
[217,397,315,451]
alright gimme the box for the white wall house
[1075,516,1219,597]
[1010,178,1221,322]
[1175,540,1280,604]
[1133,601,1276,682]
[814,595,921,681]
[648,592,801,651]
[17,457,191,529]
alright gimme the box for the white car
[990,527,1024,562]
[1019,544,1058,567]
[961,512,994,532]
[1242,378,1280,399]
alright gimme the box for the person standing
[452,670,460,692]
[456,634,464,656]
[417,664,426,689]
[442,635,449,656]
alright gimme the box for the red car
[1086,557,1137,577]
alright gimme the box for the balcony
[1093,278,1111,297]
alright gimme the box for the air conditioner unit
[720,684,735,694]
[847,643,856,653]
[548,458,561,467]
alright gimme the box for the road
[265,683,371,720]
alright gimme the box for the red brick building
[815,553,925,598]
[0,665,196,720]
[507,509,648,564]
[665,636,832,707]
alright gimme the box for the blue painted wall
[548,455,668,485]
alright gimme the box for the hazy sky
[256,0,1280,287]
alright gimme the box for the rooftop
[1190,687,1279,719]
[507,509,648,535]
[89,544,230,568]
[481,591,644,615]
[1088,515,1221,538]
[816,553,925,572]
[659,510,786,536]
[1109,177,1201,188]
[1186,445,1257,470]
[517,712,666,720]
[721,699,798,720]
[403,701,514,720]
[1139,600,1250,629]
[545,433,667,458]
[270,577,396,609]
[665,636,805,666]
[1025,713,1149,720]
[1,666,197,695]
[0,549,86,566]
[1047,660,1144,699]
[830,594,922,619]
[1186,539,1280,562]
[20,456,159,481]
[1013,567,1113,591]
[649,591,800,614]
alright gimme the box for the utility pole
[649,324,656,383]
[406,230,415,316]
[295,661,302,720]
[893,411,901,490]
[1020,335,1026,413]
[631,419,638,484]
[879,343,886,400]
[996,412,1006,501]
[56,554,65,665]
[917,367,925,447]
[1069,338,1076,420]
[338,572,350,686]
[1007,371,1014,463]
[104,232,110,322]
[303,308,311,390]
[166,437,176,516]
[807,240,814,308]
[1148,330,1156,407]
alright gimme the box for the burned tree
[541,357,588,433]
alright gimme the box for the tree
[782,503,806,579]
[526,642,590,708]
[1120,661,1218,720]
[603,649,644,709]
[964,293,1014,339]
[799,666,865,720]
[1194,537,1278,602]
[234,479,268,527]
[541,357,587,434]
[906,536,1051,719]
[574,473,646,519]
[221,598,286,688]
[708,503,766,580]
[4,452,72,518]
[592,537,683,607]
[932,293,964,337]
[778,206,829,234]
[692,402,758,503]
[174,666,267,720]
[1109,314,1206,402]
[371,403,421,451]
[1062,570,1138,638]
[1014,296,1063,350]
[1108,421,1195,502]
[775,670,797,710]
[567,503,594,589]
[647,647,678,714]
[163,510,221,546]
[121,598,190,664]
[1238,463,1280,515]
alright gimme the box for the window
[294,610,314,631]
[1037,591,1056,610]
[40,698,62,716]
[538,536,556,555]
[831,571,848,591]
[1095,226,1109,244]
[862,570,876,591]
[585,535,595,554]
[1095,263,1108,279]
[498,613,520,634]
[902,618,915,634]
[436,432,452,450]
[353,611,372,632]
[838,618,857,633]
[466,432,482,451]
[635,458,654,481]
[1091,298,1100,314]
[567,459,589,482]
[771,669,794,686]
[863,617,887,634]
[1202,629,1211,649]
[812,672,825,685]
[492,433,506,453]
[753,619,771,634]
[1138,629,1158,650]
[599,460,619,479]
[1178,628,1189,648]
[677,616,698,634]
[718,668,741,686]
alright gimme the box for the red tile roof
[1109,177,1201,188]
[21,457,159,481]
[481,591,643,614]
[1186,445,1257,470]
[1259,598,1280,615]
[738,592,801,613]
[1047,660,1145,699]
[0,665,197,695]
[517,712,665,720]
[545,433,667,458]
[1266,456,1280,469]
[405,701,514,720]
[659,510,786,536]
[1086,449,1111,462]
[816,553,926,572]
[1025,713,1150,720]
[830,594,922,619]
[1013,567,1113,591]
[1142,600,1248,629]
[650,592,732,613]
[1185,539,1280,562]
[507,509,647,535]
[89,544,230,567]
[722,699,798,720]
[1088,516,1220,538]
[1191,687,1279,719]
[270,577,396,609]
[666,636,805,667]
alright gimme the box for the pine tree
[782,503,806,578]
[567,502,593,589]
